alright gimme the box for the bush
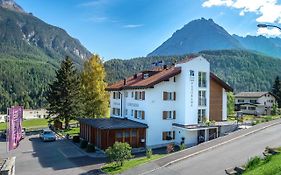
[179,143,186,151]
[80,139,88,149]
[246,156,262,170]
[72,135,80,143]
[105,142,133,166]
[86,143,96,152]
[146,148,153,159]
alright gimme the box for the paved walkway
[122,118,281,175]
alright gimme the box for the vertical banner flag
[8,106,23,151]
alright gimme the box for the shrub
[246,156,262,170]
[179,143,186,151]
[105,142,133,166]
[86,143,96,152]
[80,139,88,149]
[72,135,80,143]
[166,143,174,154]
[146,148,153,159]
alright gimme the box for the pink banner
[8,106,23,151]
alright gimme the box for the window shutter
[135,92,138,100]
[134,110,137,118]
[173,111,176,119]
[173,131,175,139]
[174,92,176,100]
[163,111,167,119]
[163,92,168,100]
[162,132,167,140]
[113,92,115,99]
[142,111,145,119]
[142,91,145,100]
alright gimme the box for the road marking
[141,120,281,175]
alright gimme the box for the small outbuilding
[79,117,148,150]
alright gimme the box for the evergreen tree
[81,54,109,118]
[46,56,81,129]
[272,76,281,107]
[227,92,235,116]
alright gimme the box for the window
[143,73,149,79]
[116,132,123,138]
[113,92,121,99]
[238,99,244,103]
[124,92,128,98]
[248,107,256,110]
[131,110,134,117]
[198,90,206,106]
[190,70,194,77]
[134,110,145,120]
[162,131,175,140]
[131,130,137,137]
[163,111,176,120]
[250,100,257,104]
[131,91,134,98]
[198,72,207,88]
[240,106,247,110]
[134,91,145,100]
[125,109,128,116]
[112,108,120,116]
[198,109,206,123]
[163,92,176,101]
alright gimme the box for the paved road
[149,123,281,175]
[0,133,106,175]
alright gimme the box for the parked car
[40,129,56,142]
[0,130,7,139]
[21,128,26,139]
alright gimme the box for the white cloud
[202,0,281,23]
[257,27,281,36]
[123,24,143,28]
[79,0,108,7]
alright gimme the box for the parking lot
[0,132,106,175]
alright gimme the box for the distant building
[23,109,49,120]
[79,56,233,150]
[0,114,7,123]
[235,92,277,115]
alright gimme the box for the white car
[40,129,56,142]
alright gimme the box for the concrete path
[122,119,281,175]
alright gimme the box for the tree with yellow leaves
[81,54,109,118]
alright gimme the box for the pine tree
[272,76,281,107]
[81,54,109,118]
[46,56,81,129]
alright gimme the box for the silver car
[40,129,56,142]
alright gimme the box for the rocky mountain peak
[0,0,25,13]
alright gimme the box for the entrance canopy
[172,123,218,131]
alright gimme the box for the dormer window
[143,73,149,79]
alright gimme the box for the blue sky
[15,0,281,60]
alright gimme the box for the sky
[15,0,281,60]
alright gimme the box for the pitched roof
[78,117,148,129]
[210,73,233,92]
[106,67,181,91]
[235,92,274,98]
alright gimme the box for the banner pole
[6,107,9,154]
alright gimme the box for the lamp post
[257,24,281,31]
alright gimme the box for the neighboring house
[235,92,277,115]
[23,109,49,120]
[0,114,7,123]
[79,56,233,149]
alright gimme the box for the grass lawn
[101,154,165,175]
[0,118,49,131]
[243,147,281,175]
[63,127,80,136]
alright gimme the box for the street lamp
[257,24,281,31]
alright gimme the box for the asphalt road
[0,133,106,175]
[150,123,281,175]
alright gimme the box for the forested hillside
[105,50,281,93]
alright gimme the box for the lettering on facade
[113,102,120,105]
[190,70,195,107]
[127,103,139,107]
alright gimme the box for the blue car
[40,129,56,142]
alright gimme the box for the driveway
[0,133,107,175]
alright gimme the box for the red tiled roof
[107,67,233,92]
[106,67,181,91]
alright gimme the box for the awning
[172,123,218,131]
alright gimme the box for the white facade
[109,56,228,148]
[23,109,49,120]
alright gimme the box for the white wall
[23,109,48,120]
[222,88,227,121]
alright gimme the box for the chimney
[123,78,127,85]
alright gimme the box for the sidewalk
[122,118,281,175]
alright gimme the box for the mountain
[148,18,281,59]
[233,35,281,59]
[148,18,243,57]
[105,50,281,93]
[0,1,91,112]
